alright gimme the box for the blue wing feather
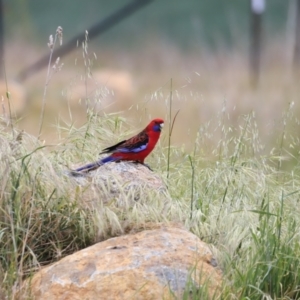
[100,131,149,154]
[118,144,147,153]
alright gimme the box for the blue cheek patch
[119,144,147,153]
[153,124,161,132]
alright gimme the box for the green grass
[1,106,300,299]
[2,29,300,299]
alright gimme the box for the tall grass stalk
[230,113,251,167]
[38,26,63,139]
[81,31,94,154]
[2,61,14,136]
[188,155,195,221]
[166,79,180,179]
[167,78,173,179]
[277,101,294,172]
[83,30,90,112]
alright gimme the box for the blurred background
[1,0,299,156]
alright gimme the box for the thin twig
[167,78,173,179]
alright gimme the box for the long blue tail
[73,156,117,174]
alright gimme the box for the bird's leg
[133,160,153,171]
[142,163,153,171]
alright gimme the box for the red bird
[73,118,164,173]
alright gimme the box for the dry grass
[1,37,300,299]
[2,105,300,298]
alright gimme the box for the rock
[21,227,222,299]
[70,161,167,206]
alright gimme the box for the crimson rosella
[72,118,164,174]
